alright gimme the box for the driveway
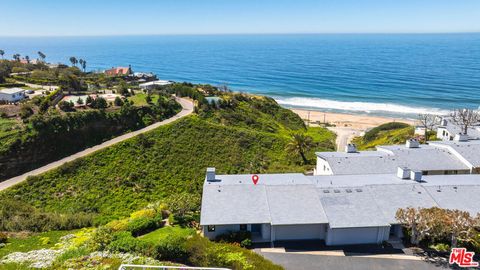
[0,97,194,191]
[260,252,448,270]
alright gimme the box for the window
[240,224,247,231]
[207,225,215,232]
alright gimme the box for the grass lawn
[138,226,195,244]
[127,93,159,106]
[0,230,76,258]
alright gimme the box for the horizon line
[1,31,480,38]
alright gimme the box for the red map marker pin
[252,174,259,185]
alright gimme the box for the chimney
[440,118,448,126]
[345,143,357,153]
[454,133,468,142]
[410,170,422,182]
[206,167,216,182]
[397,167,411,179]
[406,139,420,148]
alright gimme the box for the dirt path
[0,97,194,191]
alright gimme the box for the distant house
[139,80,172,90]
[314,139,473,176]
[436,117,480,141]
[0,88,26,102]
[131,72,157,82]
[104,65,133,76]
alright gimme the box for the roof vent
[206,167,217,182]
[345,143,357,153]
[397,167,411,179]
[334,189,340,193]
[410,170,422,182]
[454,133,469,142]
[406,139,420,148]
[323,190,330,193]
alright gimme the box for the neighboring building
[104,66,133,76]
[436,117,480,141]
[205,96,221,106]
[429,140,480,174]
[139,80,172,90]
[131,72,157,82]
[315,140,471,176]
[200,168,480,246]
[0,88,26,102]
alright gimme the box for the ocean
[1,34,479,118]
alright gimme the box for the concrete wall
[326,226,390,246]
[272,224,326,241]
[315,157,333,175]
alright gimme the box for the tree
[417,114,436,140]
[145,94,152,104]
[0,50,4,59]
[69,56,78,67]
[77,97,84,105]
[37,51,46,62]
[25,55,30,64]
[396,207,422,245]
[114,96,124,106]
[19,104,34,119]
[85,95,93,105]
[451,109,480,135]
[58,100,74,112]
[91,97,108,109]
[13,54,21,62]
[445,209,475,248]
[285,133,314,164]
[79,59,87,72]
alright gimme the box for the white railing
[118,265,230,270]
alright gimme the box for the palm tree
[25,55,30,64]
[0,50,4,59]
[37,51,46,62]
[285,133,314,165]
[81,60,87,72]
[13,54,21,62]
[69,56,78,67]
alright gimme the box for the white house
[0,88,26,102]
[314,140,472,176]
[139,80,172,90]
[200,168,480,246]
[436,117,480,141]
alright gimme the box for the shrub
[0,232,8,243]
[363,122,410,142]
[19,104,34,119]
[127,216,163,237]
[156,234,188,262]
[107,231,146,253]
[215,231,252,247]
[429,243,450,252]
[58,100,75,112]
[114,96,124,106]
[88,226,114,251]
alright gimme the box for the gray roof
[368,184,438,224]
[201,172,480,227]
[0,87,25,94]
[316,144,470,175]
[200,184,271,225]
[425,185,480,216]
[429,140,480,168]
[318,187,390,228]
[266,185,328,225]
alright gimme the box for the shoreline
[291,108,416,151]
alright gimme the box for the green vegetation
[128,93,159,106]
[0,230,75,258]
[140,227,195,244]
[351,122,414,150]
[0,118,22,152]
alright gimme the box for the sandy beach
[291,109,415,151]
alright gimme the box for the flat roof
[429,140,480,168]
[201,172,480,227]
[438,117,480,140]
[316,143,470,175]
[0,88,25,94]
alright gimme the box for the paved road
[260,252,448,270]
[328,127,362,152]
[0,97,194,192]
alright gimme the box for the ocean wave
[275,97,450,116]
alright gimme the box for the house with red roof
[104,65,132,76]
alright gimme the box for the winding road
[0,97,194,192]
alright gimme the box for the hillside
[351,122,414,150]
[1,90,335,222]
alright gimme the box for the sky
[0,0,479,36]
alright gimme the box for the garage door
[274,224,325,240]
[327,227,387,245]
